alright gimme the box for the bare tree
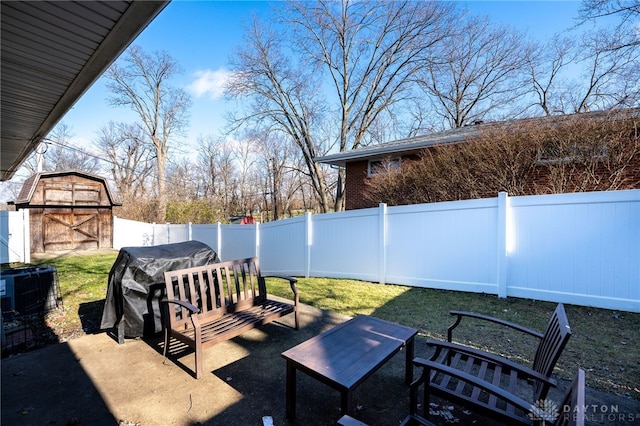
[24,123,100,174]
[94,122,156,221]
[287,0,454,210]
[226,16,332,212]
[579,0,640,26]
[252,131,305,220]
[226,0,455,212]
[570,28,640,112]
[105,45,191,223]
[527,36,577,116]
[194,135,243,220]
[415,14,534,129]
[95,122,154,198]
[528,1,639,116]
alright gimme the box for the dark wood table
[281,315,418,421]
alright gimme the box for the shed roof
[14,170,122,207]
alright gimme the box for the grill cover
[100,241,219,339]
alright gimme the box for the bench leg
[194,343,203,379]
[286,361,297,421]
[163,329,170,359]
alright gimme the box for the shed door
[39,181,102,251]
[43,209,99,251]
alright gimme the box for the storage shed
[13,170,122,253]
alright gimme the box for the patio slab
[1,301,637,425]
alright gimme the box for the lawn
[15,252,640,401]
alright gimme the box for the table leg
[341,388,354,416]
[286,361,297,421]
[405,336,415,385]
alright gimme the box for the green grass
[16,253,640,400]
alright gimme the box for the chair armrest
[413,357,534,413]
[161,298,200,314]
[426,339,557,387]
[447,310,544,342]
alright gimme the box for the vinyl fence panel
[308,207,382,282]
[385,198,500,294]
[113,217,155,248]
[0,210,30,264]
[191,224,220,255]
[218,223,258,261]
[259,215,308,276]
[507,190,640,312]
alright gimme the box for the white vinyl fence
[3,190,637,312]
[0,210,30,264]
[111,190,640,313]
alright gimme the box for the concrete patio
[1,301,637,425]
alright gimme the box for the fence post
[216,222,222,259]
[188,222,192,241]
[305,211,312,278]
[255,222,260,258]
[497,192,508,298]
[379,203,387,285]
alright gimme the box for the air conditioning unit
[0,266,59,317]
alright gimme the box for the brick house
[315,108,640,210]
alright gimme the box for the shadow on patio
[2,298,638,425]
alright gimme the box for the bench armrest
[447,310,544,342]
[413,356,534,413]
[161,298,200,314]
[426,339,557,387]
[265,275,299,301]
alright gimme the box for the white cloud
[188,68,231,100]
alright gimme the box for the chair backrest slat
[533,303,572,399]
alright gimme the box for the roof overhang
[314,108,640,167]
[1,0,169,181]
[314,126,481,167]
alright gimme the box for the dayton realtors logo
[528,400,638,424]
[528,399,560,424]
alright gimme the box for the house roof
[14,170,122,207]
[1,1,168,182]
[314,125,484,167]
[314,108,640,167]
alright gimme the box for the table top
[281,315,418,389]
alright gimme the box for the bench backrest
[532,303,572,399]
[163,257,268,330]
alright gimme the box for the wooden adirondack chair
[395,365,585,426]
[418,303,572,425]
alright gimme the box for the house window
[537,140,608,164]
[368,158,401,177]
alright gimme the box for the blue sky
[60,1,585,155]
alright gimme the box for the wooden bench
[162,256,299,379]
